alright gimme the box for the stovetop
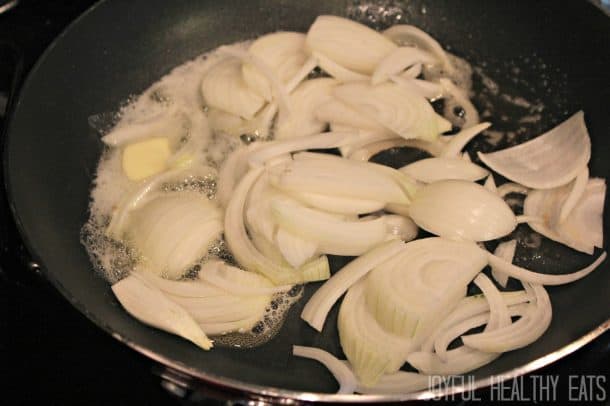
[1,1,609,405]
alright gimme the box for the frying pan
[3,0,610,402]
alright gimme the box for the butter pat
[122,137,171,181]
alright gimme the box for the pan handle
[155,366,300,405]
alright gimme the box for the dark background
[0,1,608,405]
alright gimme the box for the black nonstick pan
[3,0,610,402]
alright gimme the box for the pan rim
[3,0,609,402]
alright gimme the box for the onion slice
[477,112,591,189]
[292,346,358,394]
[372,47,436,85]
[112,275,213,350]
[441,122,491,157]
[409,180,517,242]
[399,157,489,183]
[301,240,405,332]
[486,250,607,285]
[524,178,605,254]
[491,239,517,288]
[306,15,396,75]
[334,81,447,142]
[383,24,453,72]
[201,57,265,120]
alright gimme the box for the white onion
[292,346,358,394]
[462,283,552,353]
[274,227,318,268]
[313,51,370,82]
[558,166,589,224]
[364,238,488,341]
[441,122,491,157]
[102,108,188,147]
[399,157,489,183]
[287,190,385,215]
[338,280,414,386]
[486,250,607,285]
[126,192,223,279]
[477,112,591,189]
[383,24,453,72]
[409,180,517,242]
[439,78,479,129]
[241,32,307,100]
[112,275,212,350]
[248,131,357,166]
[334,81,446,141]
[275,78,338,139]
[315,99,392,134]
[524,178,605,254]
[270,196,389,256]
[201,57,265,119]
[491,239,517,288]
[390,74,444,101]
[224,167,330,285]
[372,46,436,85]
[306,15,396,74]
[301,240,405,332]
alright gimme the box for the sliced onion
[462,283,552,353]
[301,239,405,332]
[270,196,389,256]
[316,99,392,134]
[409,180,517,242]
[241,32,307,100]
[216,146,254,208]
[219,46,291,117]
[558,166,589,224]
[285,56,319,93]
[486,250,607,285]
[224,167,330,284]
[106,164,217,239]
[248,131,357,166]
[497,182,530,198]
[477,112,591,189]
[399,157,489,183]
[491,239,517,288]
[338,280,414,386]
[383,24,453,72]
[292,346,358,394]
[524,178,605,254]
[421,290,530,353]
[306,15,396,75]
[334,81,445,141]
[407,347,499,376]
[112,275,213,350]
[275,78,337,139]
[372,46,436,85]
[441,122,491,157]
[439,78,479,129]
[287,190,385,215]
[484,175,498,193]
[268,156,412,205]
[201,57,265,119]
[365,238,488,341]
[102,108,187,147]
[126,192,223,279]
[198,261,293,296]
[401,63,423,79]
[274,227,318,268]
[383,214,418,242]
[390,75,444,101]
[313,51,369,82]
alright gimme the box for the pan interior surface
[5,0,610,399]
